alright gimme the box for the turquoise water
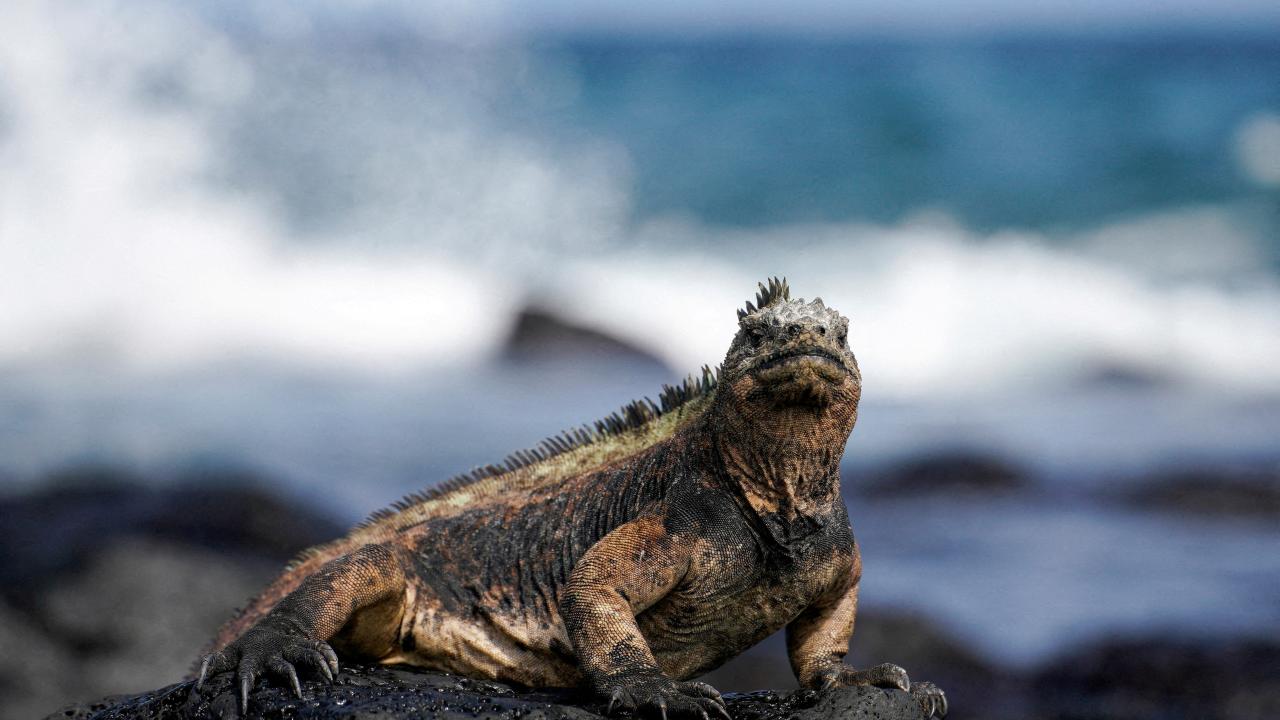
[553,37,1280,232]
[220,33,1280,252]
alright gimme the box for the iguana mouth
[754,347,846,373]
[751,347,850,406]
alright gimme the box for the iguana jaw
[751,352,851,409]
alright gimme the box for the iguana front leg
[785,551,948,718]
[562,514,729,720]
[198,543,408,713]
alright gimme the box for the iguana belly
[375,570,821,688]
[382,593,585,687]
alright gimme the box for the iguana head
[718,278,861,433]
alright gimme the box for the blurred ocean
[1,0,1278,674]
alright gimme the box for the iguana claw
[910,681,947,718]
[197,650,234,692]
[239,668,254,715]
[607,688,625,715]
[194,622,340,714]
[599,676,729,720]
[267,657,303,698]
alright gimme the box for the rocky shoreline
[5,465,1279,720]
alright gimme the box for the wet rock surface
[49,664,926,720]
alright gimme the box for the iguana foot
[599,673,731,720]
[817,662,911,692]
[815,663,946,717]
[196,621,340,714]
[909,681,947,719]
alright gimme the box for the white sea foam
[0,1,518,372]
[555,215,1280,397]
[2,0,1279,399]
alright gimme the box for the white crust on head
[749,296,847,334]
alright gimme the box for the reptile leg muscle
[786,550,948,718]
[198,543,408,712]
[562,515,728,720]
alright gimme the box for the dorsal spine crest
[737,277,790,320]
[338,363,726,541]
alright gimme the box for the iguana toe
[320,643,340,677]
[643,694,668,720]
[645,684,727,719]
[606,687,633,716]
[202,621,344,714]
[673,681,729,720]
[599,675,729,720]
[267,657,303,698]
[676,681,722,703]
[821,662,910,692]
[237,662,256,715]
[287,644,335,683]
[196,650,234,692]
[909,681,947,718]
[866,663,910,691]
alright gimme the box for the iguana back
[211,369,717,651]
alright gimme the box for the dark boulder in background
[1117,466,1280,521]
[502,305,671,374]
[0,468,343,720]
[848,610,1020,719]
[852,452,1030,499]
[0,465,343,608]
[1030,636,1280,720]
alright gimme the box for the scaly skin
[196,278,948,719]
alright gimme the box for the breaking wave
[2,0,1279,399]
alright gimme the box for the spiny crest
[344,364,722,535]
[737,276,790,320]
[757,294,844,328]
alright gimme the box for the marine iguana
[196,278,948,719]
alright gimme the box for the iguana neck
[708,399,848,535]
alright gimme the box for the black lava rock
[50,664,928,720]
